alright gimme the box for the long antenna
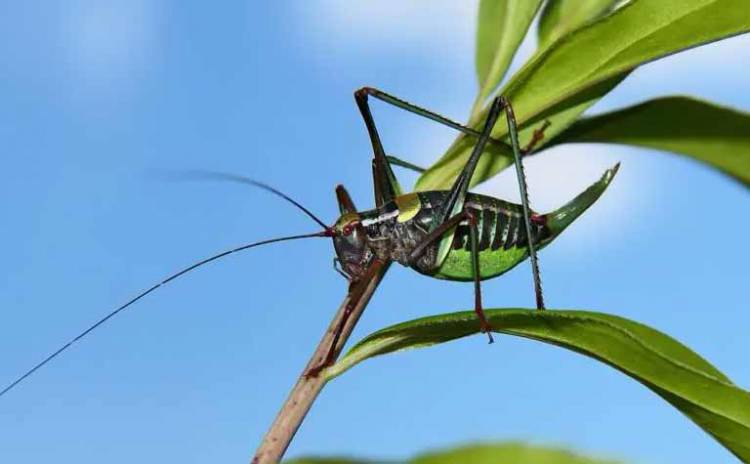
[172,171,329,229]
[0,231,329,399]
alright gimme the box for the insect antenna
[0,230,330,399]
[170,170,329,229]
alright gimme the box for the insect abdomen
[451,200,547,253]
[431,194,550,281]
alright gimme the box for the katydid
[0,88,618,396]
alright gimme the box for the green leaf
[286,442,623,464]
[284,459,373,464]
[411,443,621,464]
[538,0,622,47]
[327,309,750,461]
[505,0,750,140]
[474,0,544,113]
[549,96,750,186]
[417,0,750,190]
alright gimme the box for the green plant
[286,442,623,464]
[256,1,750,462]
[416,0,750,190]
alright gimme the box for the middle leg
[306,258,387,377]
[467,210,494,343]
[407,209,494,342]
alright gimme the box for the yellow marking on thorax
[339,212,360,224]
[395,192,421,223]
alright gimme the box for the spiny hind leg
[357,87,507,148]
[355,89,401,207]
[386,155,425,173]
[499,97,545,310]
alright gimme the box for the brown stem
[252,260,389,463]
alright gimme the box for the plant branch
[252,260,389,463]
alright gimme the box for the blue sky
[1,1,748,463]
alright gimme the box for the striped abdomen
[451,195,548,252]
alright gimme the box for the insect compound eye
[342,220,360,237]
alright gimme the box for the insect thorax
[360,193,445,272]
